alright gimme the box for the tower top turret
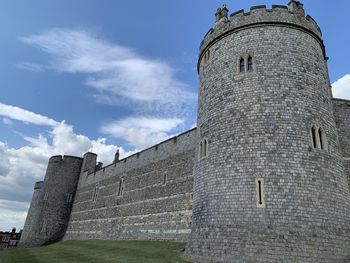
[199,1,323,71]
[215,4,229,26]
[113,149,120,163]
[288,0,304,15]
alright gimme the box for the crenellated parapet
[49,155,84,162]
[199,0,323,70]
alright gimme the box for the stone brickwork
[333,98,350,190]
[19,181,44,247]
[198,2,323,73]
[19,156,83,247]
[185,1,350,262]
[20,1,350,261]
[64,128,196,241]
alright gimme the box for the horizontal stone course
[64,131,196,242]
[20,3,350,262]
[187,1,350,262]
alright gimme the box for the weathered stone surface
[20,2,350,262]
[18,181,44,247]
[64,129,196,242]
[19,156,83,247]
[186,2,350,262]
[333,98,350,191]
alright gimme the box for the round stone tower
[19,181,44,247]
[186,1,350,262]
[19,155,83,247]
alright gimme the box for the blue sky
[0,0,349,231]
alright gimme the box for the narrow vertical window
[203,138,208,157]
[206,50,210,62]
[239,57,245,73]
[163,171,167,185]
[247,56,253,71]
[199,141,203,159]
[203,50,210,65]
[318,128,323,150]
[43,192,48,201]
[41,219,48,233]
[92,186,98,202]
[66,193,73,203]
[311,126,317,148]
[199,138,209,160]
[258,181,262,204]
[118,177,125,197]
[255,177,265,208]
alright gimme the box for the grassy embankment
[0,240,190,263]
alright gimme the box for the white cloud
[51,122,92,155]
[101,116,184,148]
[18,28,197,150]
[0,103,133,231]
[5,27,198,230]
[0,200,28,230]
[0,102,58,126]
[19,28,196,118]
[332,74,350,100]
[90,138,128,165]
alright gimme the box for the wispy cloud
[332,74,350,100]
[0,102,59,126]
[16,62,46,72]
[19,28,196,118]
[101,117,184,148]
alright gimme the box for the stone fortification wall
[19,181,44,247]
[333,98,350,188]
[186,1,350,262]
[64,128,196,241]
[19,156,83,247]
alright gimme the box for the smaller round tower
[18,181,44,247]
[19,155,83,247]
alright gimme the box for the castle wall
[19,3,350,261]
[18,181,44,247]
[64,128,196,242]
[333,98,350,189]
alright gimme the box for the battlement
[199,1,323,64]
[34,181,44,190]
[332,97,350,106]
[77,128,197,187]
[49,155,83,162]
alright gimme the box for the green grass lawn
[0,240,190,263]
